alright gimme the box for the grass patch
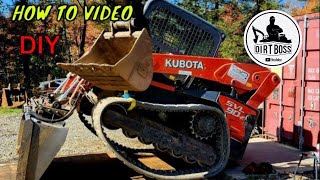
[0,107,22,116]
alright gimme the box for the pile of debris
[1,84,26,108]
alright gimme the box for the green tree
[179,0,282,62]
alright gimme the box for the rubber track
[91,97,230,179]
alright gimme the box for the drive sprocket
[190,111,218,140]
[91,97,230,179]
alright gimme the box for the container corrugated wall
[264,13,320,149]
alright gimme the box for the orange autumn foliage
[292,0,319,16]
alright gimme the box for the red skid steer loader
[16,0,280,179]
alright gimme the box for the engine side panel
[218,95,258,159]
[180,89,258,159]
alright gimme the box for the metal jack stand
[294,152,319,180]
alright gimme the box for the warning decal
[227,65,250,85]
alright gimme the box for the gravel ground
[0,112,103,163]
[0,111,314,180]
[0,114,20,163]
[0,111,152,164]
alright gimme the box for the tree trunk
[79,0,87,58]
[20,0,31,89]
[255,0,262,14]
[22,55,30,89]
[62,18,72,62]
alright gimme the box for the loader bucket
[16,115,68,180]
[57,28,153,91]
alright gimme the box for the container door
[301,15,320,148]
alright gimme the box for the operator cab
[143,0,225,57]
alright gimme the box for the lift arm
[152,53,280,109]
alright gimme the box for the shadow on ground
[41,153,145,180]
[1,138,315,180]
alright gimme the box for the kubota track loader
[16,0,280,179]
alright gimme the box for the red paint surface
[152,53,280,109]
[219,95,257,143]
[264,13,320,148]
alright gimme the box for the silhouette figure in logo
[267,16,283,41]
[252,16,291,43]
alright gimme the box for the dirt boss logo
[165,59,204,69]
[244,10,301,67]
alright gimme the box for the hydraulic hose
[26,94,80,123]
